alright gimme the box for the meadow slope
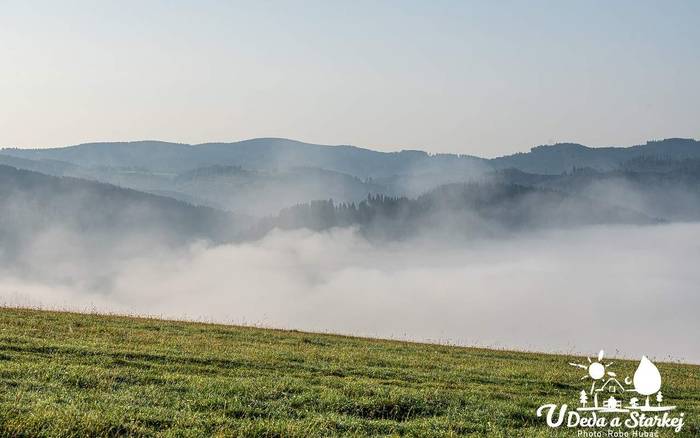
[0,308,697,437]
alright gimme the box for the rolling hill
[252,183,656,240]
[2,137,698,219]
[0,307,697,437]
[490,138,700,174]
[0,138,488,177]
[3,137,698,177]
[0,165,244,257]
[489,160,700,221]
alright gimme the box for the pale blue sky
[1,0,698,156]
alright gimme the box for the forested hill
[488,157,700,221]
[1,138,699,217]
[251,183,656,240]
[4,137,698,177]
[0,165,243,255]
[0,138,488,178]
[489,138,700,174]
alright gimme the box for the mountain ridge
[3,137,697,176]
[0,164,246,252]
[2,137,699,219]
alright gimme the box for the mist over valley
[1,138,699,361]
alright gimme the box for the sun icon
[570,350,616,392]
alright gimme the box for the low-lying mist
[2,222,698,363]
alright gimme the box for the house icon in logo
[569,350,675,412]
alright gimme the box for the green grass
[0,307,697,437]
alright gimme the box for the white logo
[536,350,685,434]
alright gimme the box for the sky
[1,0,699,157]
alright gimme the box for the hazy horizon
[3,136,699,160]
[2,0,699,156]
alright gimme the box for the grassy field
[0,307,697,437]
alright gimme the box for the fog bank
[2,223,699,363]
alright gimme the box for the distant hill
[1,137,698,220]
[489,158,700,221]
[0,139,495,215]
[490,138,700,174]
[0,153,79,176]
[126,164,390,217]
[3,138,698,177]
[0,165,243,260]
[2,161,390,216]
[0,138,488,178]
[169,165,389,216]
[251,183,656,240]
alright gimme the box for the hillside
[144,165,386,216]
[3,137,699,177]
[2,138,699,217]
[0,139,488,178]
[0,307,697,437]
[0,165,244,260]
[490,138,700,174]
[489,161,700,221]
[253,183,656,240]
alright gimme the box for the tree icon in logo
[570,351,677,412]
[579,390,588,407]
[631,356,662,408]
